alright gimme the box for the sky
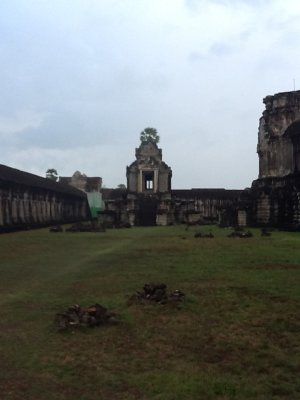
[1,0,300,189]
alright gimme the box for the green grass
[0,225,300,399]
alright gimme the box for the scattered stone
[65,221,105,232]
[228,229,253,238]
[239,230,253,238]
[49,225,63,232]
[54,303,117,330]
[128,283,185,305]
[169,289,186,301]
[194,231,214,238]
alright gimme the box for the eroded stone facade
[258,91,300,178]
[127,141,172,194]
[251,90,300,227]
[60,171,102,192]
[125,140,172,225]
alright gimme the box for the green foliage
[140,127,160,144]
[0,226,300,399]
[46,168,58,181]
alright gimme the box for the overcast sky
[1,0,300,189]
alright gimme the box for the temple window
[144,172,154,191]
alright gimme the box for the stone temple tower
[126,138,172,225]
[251,90,300,227]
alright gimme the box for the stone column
[138,169,143,193]
[154,169,158,193]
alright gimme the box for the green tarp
[87,192,103,218]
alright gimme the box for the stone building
[59,171,103,218]
[0,164,89,231]
[59,171,102,192]
[250,90,300,227]
[100,139,243,226]
[3,90,299,231]
[126,139,172,225]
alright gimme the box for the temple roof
[0,164,86,197]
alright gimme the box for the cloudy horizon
[1,0,300,189]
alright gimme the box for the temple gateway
[101,137,242,227]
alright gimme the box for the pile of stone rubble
[128,283,185,305]
[49,222,106,233]
[55,284,186,330]
[55,303,117,330]
[194,232,214,238]
[227,229,253,238]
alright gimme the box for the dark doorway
[286,121,300,173]
[137,195,158,226]
[293,134,300,172]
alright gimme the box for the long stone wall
[0,165,89,231]
[101,188,243,227]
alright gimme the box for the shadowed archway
[285,120,300,173]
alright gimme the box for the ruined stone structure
[126,141,172,194]
[0,164,89,231]
[59,171,102,192]
[3,90,299,230]
[60,171,103,218]
[250,90,300,227]
[126,140,172,225]
[101,139,243,226]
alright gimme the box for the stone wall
[0,164,89,231]
[101,187,242,227]
[171,189,242,225]
[250,176,300,227]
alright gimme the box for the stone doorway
[137,195,158,226]
[286,121,300,173]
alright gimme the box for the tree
[46,168,58,181]
[140,127,160,144]
[117,184,126,189]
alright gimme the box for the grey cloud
[1,0,300,188]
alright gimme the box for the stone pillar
[237,210,247,227]
[154,169,158,193]
[138,170,143,193]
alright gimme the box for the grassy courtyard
[0,225,299,399]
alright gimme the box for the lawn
[0,225,299,399]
